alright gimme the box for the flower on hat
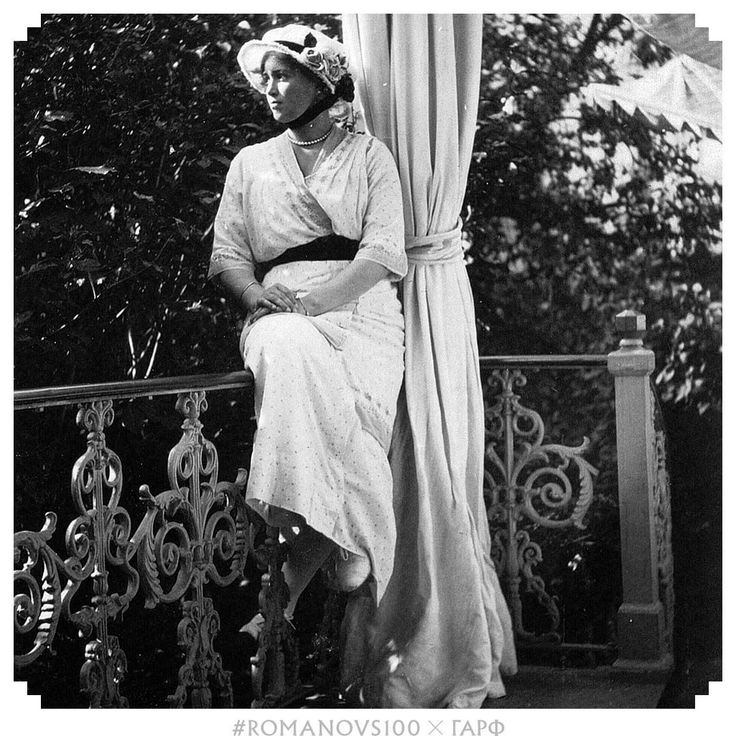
[303,48,348,87]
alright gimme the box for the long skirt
[240,261,405,601]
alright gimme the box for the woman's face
[262,54,321,124]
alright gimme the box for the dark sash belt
[258,234,360,279]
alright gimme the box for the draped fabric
[342,14,517,708]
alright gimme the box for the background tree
[466,14,721,415]
[15,13,341,389]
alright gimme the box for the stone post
[607,310,673,672]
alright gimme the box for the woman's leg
[244,314,357,545]
[340,581,375,695]
[282,525,335,620]
[241,525,335,638]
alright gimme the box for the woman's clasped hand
[247,282,308,325]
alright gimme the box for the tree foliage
[15,13,340,388]
[466,14,721,416]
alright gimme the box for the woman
[208,25,407,627]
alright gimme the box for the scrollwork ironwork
[651,388,675,657]
[484,368,599,641]
[14,513,62,667]
[15,400,140,706]
[167,597,233,708]
[61,400,139,706]
[15,390,251,708]
[131,390,249,707]
[80,635,129,708]
[250,524,301,708]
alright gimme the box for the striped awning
[581,14,721,141]
[583,53,722,141]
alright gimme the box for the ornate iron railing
[14,315,674,706]
[14,372,300,707]
[480,356,608,649]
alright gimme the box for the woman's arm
[210,153,297,314]
[217,269,261,312]
[239,259,390,322]
[299,259,390,316]
[218,269,299,314]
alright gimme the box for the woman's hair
[260,51,328,95]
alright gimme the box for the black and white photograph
[8,4,727,729]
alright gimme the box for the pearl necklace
[287,126,333,147]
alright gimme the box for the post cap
[615,310,646,340]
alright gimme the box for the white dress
[209,128,407,601]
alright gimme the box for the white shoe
[334,549,371,592]
[239,612,265,640]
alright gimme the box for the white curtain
[342,14,517,708]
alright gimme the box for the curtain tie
[405,219,464,265]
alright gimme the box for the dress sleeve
[208,151,255,281]
[354,138,408,281]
